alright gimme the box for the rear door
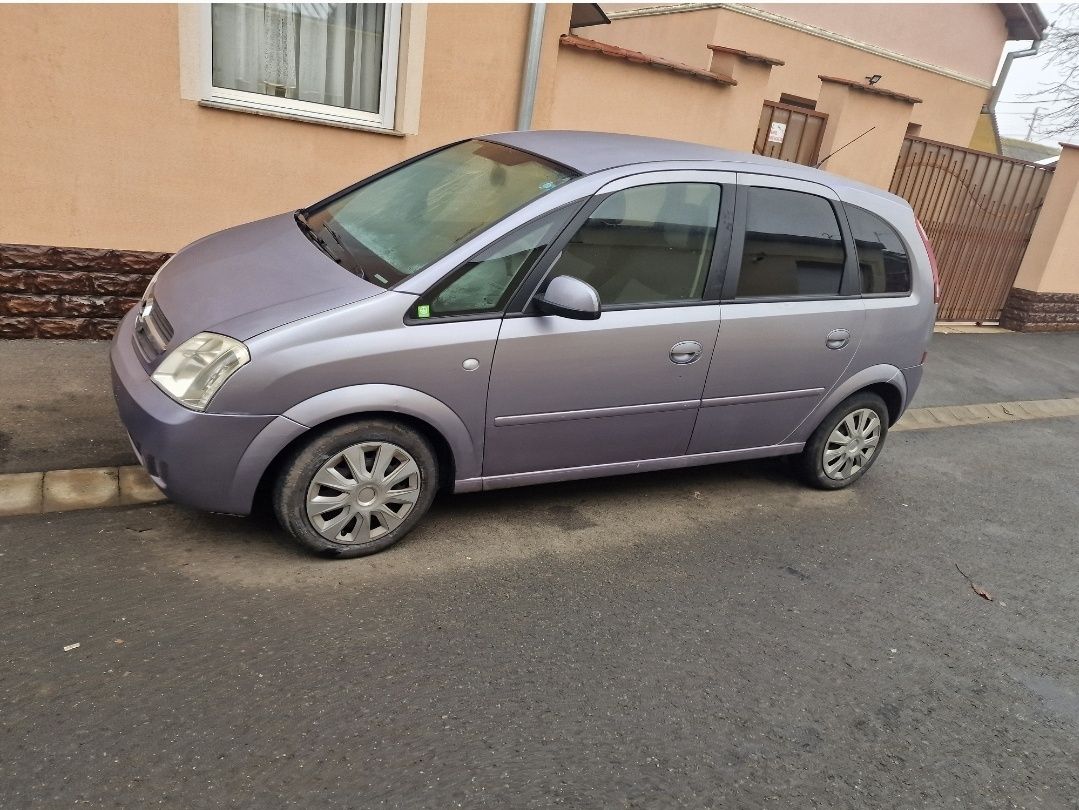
[688,174,865,454]
[483,171,735,479]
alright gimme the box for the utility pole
[1027,107,1042,140]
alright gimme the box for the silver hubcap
[823,408,881,481]
[305,442,421,544]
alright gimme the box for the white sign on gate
[767,122,787,144]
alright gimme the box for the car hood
[151,213,385,342]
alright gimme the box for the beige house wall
[582,7,725,68]
[548,43,768,155]
[0,3,567,253]
[999,144,1079,330]
[813,81,916,189]
[548,48,753,151]
[0,2,1013,256]
[1013,145,1079,296]
[753,3,1007,83]
[593,4,1000,146]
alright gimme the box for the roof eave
[998,3,1049,41]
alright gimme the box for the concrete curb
[1,395,1077,519]
[0,465,165,518]
[891,397,1079,433]
[933,324,1011,334]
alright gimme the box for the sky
[994,3,1074,145]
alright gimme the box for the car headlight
[151,332,250,411]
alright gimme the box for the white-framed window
[201,3,402,131]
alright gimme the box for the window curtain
[211,3,386,113]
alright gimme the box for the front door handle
[670,340,703,365]
[826,328,851,350]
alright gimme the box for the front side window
[208,3,399,128]
[303,140,576,287]
[414,207,575,319]
[735,187,846,299]
[545,183,722,307]
[845,205,913,294]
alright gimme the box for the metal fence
[890,135,1055,322]
[753,101,828,167]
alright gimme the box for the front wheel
[274,419,439,558]
[796,392,889,490]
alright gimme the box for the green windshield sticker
[417,304,431,319]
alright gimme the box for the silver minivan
[111,131,938,557]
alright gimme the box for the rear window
[845,204,913,295]
[303,140,576,287]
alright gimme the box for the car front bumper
[110,308,280,515]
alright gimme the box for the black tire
[796,392,889,490]
[273,418,439,558]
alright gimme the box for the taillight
[916,219,941,304]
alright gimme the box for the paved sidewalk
[1,331,1078,476]
[916,331,1079,407]
[0,340,134,474]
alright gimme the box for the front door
[483,174,733,479]
[689,176,865,454]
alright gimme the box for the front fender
[783,364,907,444]
[281,384,481,483]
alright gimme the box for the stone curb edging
[891,397,1079,433]
[0,465,165,518]
[1,396,1078,519]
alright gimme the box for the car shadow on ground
[115,454,862,590]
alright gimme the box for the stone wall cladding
[0,243,171,339]
[1000,288,1079,332]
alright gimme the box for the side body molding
[281,384,482,485]
[782,364,908,444]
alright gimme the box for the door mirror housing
[533,275,601,320]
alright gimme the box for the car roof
[482,129,902,204]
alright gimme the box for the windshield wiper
[296,212,344,262]
[321,222,347,253]
[295,212,366,279]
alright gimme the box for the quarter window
[735,187,846,299]
[207,3,400,129]
[546,183,722,307]
[415,207,575,319]
[845,205,913,294]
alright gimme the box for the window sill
[198,98,407,137]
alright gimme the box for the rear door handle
[670,340,703,365]
[826,328,851,350]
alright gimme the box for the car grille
[133,297,174,363]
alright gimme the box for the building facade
[0,2,1054,337]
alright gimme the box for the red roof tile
[559,34,737,87]
[707,44,784,67]
[818,75,922,105]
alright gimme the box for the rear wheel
[796,392,888,490]
[274,419,439,558]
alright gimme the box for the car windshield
[300,140,577,287]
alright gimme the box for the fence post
[813,76,919,189]
[1001,143,1079,331]
[706,45,782,152]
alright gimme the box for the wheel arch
[244,384,480,514]
[784,365,908,444]
[254,410,459,508]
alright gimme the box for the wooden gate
[890,136,1054,322]
[753,101,827,166]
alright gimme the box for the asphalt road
[3,415,1079,807]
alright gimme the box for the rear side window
[735,187,846,299]
[845,205,913,294]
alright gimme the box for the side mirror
[533,275,601,321]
